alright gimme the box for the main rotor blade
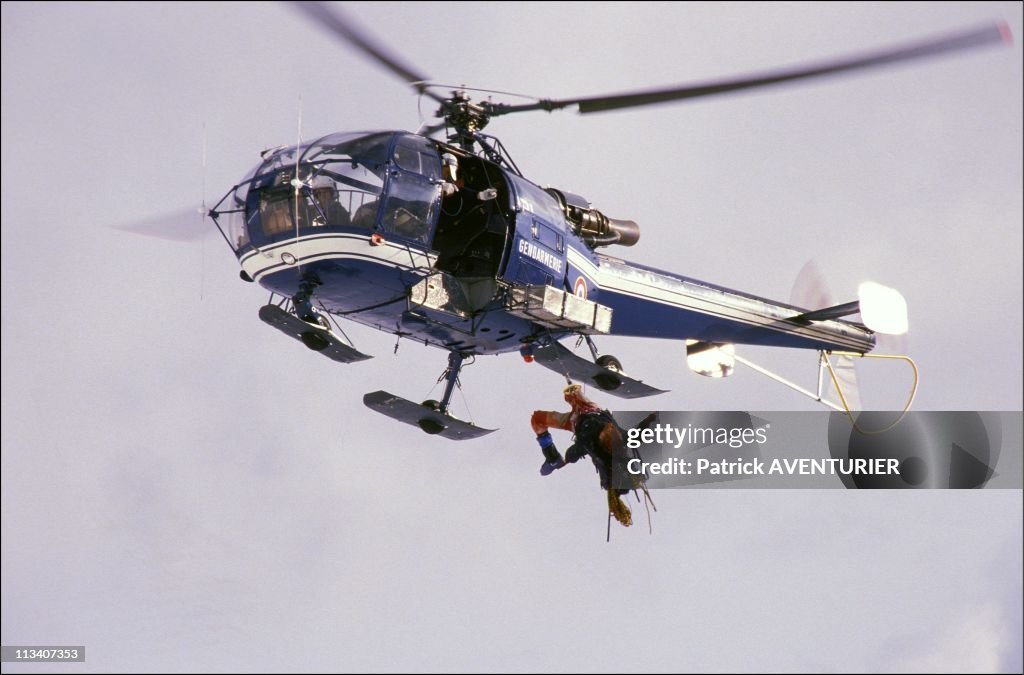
[291,1,445,104]
[493,22,1012,117]
[417,120,449,138]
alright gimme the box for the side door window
[381,136,441,243]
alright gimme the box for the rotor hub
[440,91,491,137]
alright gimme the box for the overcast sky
[2,2,1021,673]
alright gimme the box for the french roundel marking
[574,276,588,299]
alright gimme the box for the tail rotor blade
[790,260,833,310]
[827,354,863,412]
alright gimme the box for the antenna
[292,95,303,271]
[200,122,207,300]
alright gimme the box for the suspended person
[530,383,646,527]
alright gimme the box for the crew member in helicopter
[310,174,351,226]
[439,152,497,219]
[530,383,640,526]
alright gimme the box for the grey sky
[2,2,1021,673]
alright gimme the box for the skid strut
[437,351,464,415]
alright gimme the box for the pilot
[530,383,639,527]
[310,175,351,226]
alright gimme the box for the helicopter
[197,2,1011,440]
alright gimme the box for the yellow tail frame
[733,350,919,433]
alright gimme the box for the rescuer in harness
[530,383,643,527]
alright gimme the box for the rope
[641,486,657,535]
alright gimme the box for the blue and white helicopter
[201,4,1009,440]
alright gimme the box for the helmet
[311,175,335,190]
[441,152,459,179]
[563,383,586,406]
[563,382,599,414]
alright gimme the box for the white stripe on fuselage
[239,233,436,281]
[567,247,868,349]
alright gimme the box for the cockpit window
[232,132,443,245]
[211,182,250,252]
[298,132,390,229]
[392,134,441,179]
[379,134,442,243]
[238,132,395,241]
[306,132,391,168]
[251,132,391,179]
[381,170,436,243]
[250,145,299,178]
[259,190,301,236]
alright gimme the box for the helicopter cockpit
[211,131,447,253]
[211,130,514,280]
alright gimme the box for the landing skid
[258,305,372,363]
[363,391,496,440]
[532,340,667,399]
[363,351,496,440]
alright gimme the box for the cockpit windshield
[301,132,391,228]
[212,131,443,253]
[249,132,391,240]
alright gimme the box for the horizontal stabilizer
[363,391,496,440]
[259,305,372,363]
[790,300,862,323]
[531,341,667,399]
[788,283,908,335]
